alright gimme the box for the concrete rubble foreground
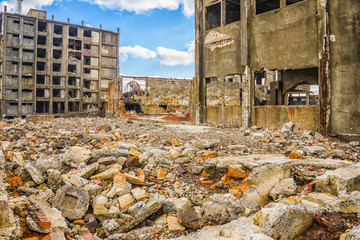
[0,117,359,239]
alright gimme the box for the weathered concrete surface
[315,166,360,195]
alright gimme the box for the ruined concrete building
[194,0,360,139]
[0,8,119,117]
[107,76,192,116]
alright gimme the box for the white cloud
[120,41,195,66]
[119,45,157,61]
[81,0,194,17]
[0,0,55,14]
[157,41,194,66]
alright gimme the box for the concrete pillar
[195,0,206,124]
[240,0,252,127]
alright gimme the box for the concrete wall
[328,0,360,136]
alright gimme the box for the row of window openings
[14,20,93,38]
[206,0,306,30]
[36,101,81,114]
[36,76,96,88]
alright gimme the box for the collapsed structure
[0,7,119,117]
[107,76,192,117]
[193,0,360,138]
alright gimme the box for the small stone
[118,193,135,210]
[24,162,45,185]
[203,151,219,158]
[164,198,192,214]
[131,188,150,201]
[178,210,200,230]
[93,204,109,219]
[129,148,142,157]
[63,146,92,168]
[167,215,185,232]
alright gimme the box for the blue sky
[0,0,195,78]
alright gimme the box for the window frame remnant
[255,0,280,15]
[226,0,240,25]
[205,1,222,30]
[286,0,306,6]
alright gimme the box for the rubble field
[0,117,359,240]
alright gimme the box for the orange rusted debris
[162,112,195,122]
[201,181,213,186]
[7,175,24,189]
[203,226,216,229]
[157,169,166,180]
[200,169,211,177]
[227,170,248,179]
[232,180,250,198]
[263,139,271,143]
[288,152,302,159]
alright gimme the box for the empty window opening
[24,36,34,40]
[84,68,90,74]
[11,48,19,56]
[226,0,240,24]
[53,102,65,114]
[13,19,20,24]
[286,0,305,5]
[84,80,91,89]
[54,25,63,35]
[84,44,91,50]
[24,22,34,26]
[124,103,143,114]
[53,63,61,72]
[36,101,49,113]
[255,72,266,86]
[68,89,78,99]
[84,56,91,65]
[37,62,45,71]
[53,50,62,60]
[53,76,61,85]
[68,77,77,86]
[69,27,78,37]
[37,75,45,84]
[84,92,91,98]
[23,49,33,53]
[36,89,45,97]
[206,3,222,30]
[68,64,77,73]
[68,39,82,50]
[37,48,46,58]
[53,37,62,47]
[38,21,47,32]
[68,102,79,112]
[53,89,62,98]
[68,51,81,61]
[84,29,92,38]
[255,0,280,15]
[38,35,46,45]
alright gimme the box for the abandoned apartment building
[106,75,192,116]
[0,7,119,117]
[194,0,360,139]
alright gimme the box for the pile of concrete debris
[0,117,359,240]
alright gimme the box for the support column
[317,0,330,135]
[195,0,206,124]
[240,0,252,127]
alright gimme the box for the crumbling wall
[328,0,360,136]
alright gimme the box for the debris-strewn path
[0,117,359,240]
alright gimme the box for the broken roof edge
[27,8,47,19]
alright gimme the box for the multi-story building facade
[0,8,119,117]
[193,0,360,139]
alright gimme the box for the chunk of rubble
[315,166,360,195]
[63,146,92,168]
[253,202,313,240]
[269,178,297,201]
[53,184,90,221]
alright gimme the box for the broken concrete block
[27,196,67,234]
[178,210,200,230]
[93,204,109,220]
[253,202,313,240]
[328,192,360,213]
[63,146,92,168]
[200,194,243,226]
[167,215,185,232]
[131,188,149,201]
[243,164,291,206]
[47,169,62,191]
[269,178,297,201]
[345,225,360,240]
[315,167,360,195]
[91,148,129,163]
[0,190,9,227]
[163,197,192,214]
[91,164,122,180]
[194,139,221,149]
[114,193,165,233]
[24,162,45,185]
[107,173,131,198]
[42,231,66,240]
[118,193,135,210]
[53,185,89,221]
[281,122,294,132]
[304,146,327,156]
